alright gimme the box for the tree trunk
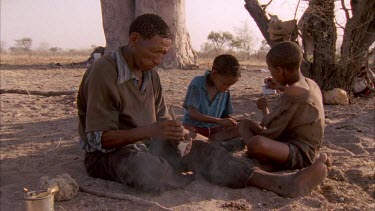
[301,0,337,90]
[100,0,197,69]
[336,0,375,91]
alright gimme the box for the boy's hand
[152,120,184,140]
[256,97,269,112]
[265,77,285,91]
[217,118,238,127]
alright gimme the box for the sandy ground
[0,65,374,211]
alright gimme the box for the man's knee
[116,152,189,192]
[246,135,267,156]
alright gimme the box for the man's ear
[129,32,141,48]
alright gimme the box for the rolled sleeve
[80,131,115,153]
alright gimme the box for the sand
[0,65,374,210]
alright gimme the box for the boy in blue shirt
[182,54,240,142]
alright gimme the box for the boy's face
[131,33,172,71]
[268,64,287,86]
[212,70,239,92]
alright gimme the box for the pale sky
[1,0,345,51]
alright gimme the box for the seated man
[77,14,328,197]
[239,41,325,171]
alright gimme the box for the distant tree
[229,38,243,52]
[207,31,234,54]
[37,42,50,52]
[234,21,254,60]
[256,40,271,60]
[49,47,63,53]
[14,37,33,52]
[0,41,7,53]
[200,42,214,53]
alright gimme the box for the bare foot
[281,153,329,197]
[248,153,329,198]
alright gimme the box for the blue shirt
[183,70,233,128]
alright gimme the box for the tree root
[79,185,172,211]
[0,89,77,96]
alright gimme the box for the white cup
[261,85,277,95]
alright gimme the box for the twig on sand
[79,185,172,211]
[54,138,62,150]
[0,89,77,96]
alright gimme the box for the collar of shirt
[110,46,151,92]
[202,70,211,91]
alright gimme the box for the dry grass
[0,53,89,65]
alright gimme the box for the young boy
[182,54,240,139]
[239,41,325,171]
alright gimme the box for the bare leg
[248,153,328,197]
[238,119,262,139]
[208,126,239,142]
[245,135,290,165]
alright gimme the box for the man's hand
[265,77,286,91]
[152,120,184,141]
[217,117,238,127]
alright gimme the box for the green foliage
[207,31,234,53]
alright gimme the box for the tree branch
[335,18,345,30]
[294,0,301,20]
[260,0,272,11]
[341,0,350,21]
[0,89,77,96]
[79,185,172,211]
[243,0,278,47]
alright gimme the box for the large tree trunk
[100,0,197,69]
[336,0,375,91]
[300,0,337,90]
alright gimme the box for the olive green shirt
[77,48,170,152]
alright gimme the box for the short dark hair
[129,13,171,39]
[266,41,302,71]
[212,54,241,77]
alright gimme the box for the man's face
[133,35,172,71]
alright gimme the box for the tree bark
[100,0,197,69]
[337,0,375,91]
[302,0,337,90]
[100,0,135,53]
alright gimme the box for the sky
[1,0,345,51]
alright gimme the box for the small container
[92,52,102,61]
[23,190,54,211]
[261,85,277,95]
